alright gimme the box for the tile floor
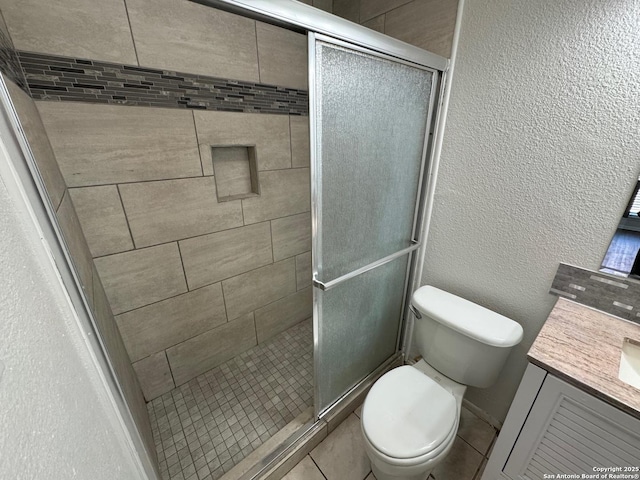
[284,405,497,480]
[148,319,313,480]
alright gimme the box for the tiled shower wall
[332,0,458,58]
[38,103,312,401]
[3,80,158,466]
[0,0,316,402]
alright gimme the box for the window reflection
[601,176,640,278]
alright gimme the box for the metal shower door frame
[309,32,442,419]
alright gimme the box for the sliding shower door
[310,34,438,415]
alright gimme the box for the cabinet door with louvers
[504,374,640,480]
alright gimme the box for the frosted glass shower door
[311,35,436,415]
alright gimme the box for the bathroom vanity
[483,298,640,480]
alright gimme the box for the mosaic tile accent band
[550,263,640,324]
[18,51,308,115]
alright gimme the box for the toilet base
[371,462,432,480]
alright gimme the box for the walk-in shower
[0,1,448,478]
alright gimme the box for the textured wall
[422,0,640,422]
[0,142,144,479]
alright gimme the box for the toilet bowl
[362,361,466,480]
[361,286,523,480]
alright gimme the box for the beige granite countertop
[528,297,640,419]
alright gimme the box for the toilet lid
[362,366,457,459]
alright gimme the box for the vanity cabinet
[483,364,640,480]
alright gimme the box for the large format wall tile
[384,0,458,58]
[179,222,273,290]
[133,351,175,401]
[298,0,333,11]
[119,177,243,248]
[95,243,187,314]
[242,168,311,224]
[37,102,201,187]
[271,213,311,261]
[255,288,312,343]
[91,267,156,463]
[363,14,385,33]
[56,191,94,308]
[6,80,66,210]
[333,0,360,22]
[256,22,307,90]
[296,252,312,291]
[126,0,259,82]
[312,0,333,12]
[166,313,256,386]
[194,111,291,173]
[222,258,296,320]
[0,0,137,64]
[69,185,133,257]
[116,283,227,362]
[359,0,412,22]
[290,116,310,168]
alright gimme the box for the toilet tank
[412,286,523,388]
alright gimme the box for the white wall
[422,0,640,422]
[0,146,146,477]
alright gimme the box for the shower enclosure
[0,1,448,478]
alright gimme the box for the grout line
[362,0,414,24]
[112,272,208,317]
[105,246,302,318]
[164,350,178,388]
[288,115,294,168]
[258,165,311,173]
[122,0,141,66]
[456,433,490,458]
[54,186,65,212]
[294,251,299,290]
[71,173,211,189]
[176,241,190,291]
[115,184,137,249]
[63,164,310,190]
[56,188,67,214]
[254,22,261,82]
[220,281,230,323]
[191,110,205,177]
[309,454,329,480]
[269,220,275,263]
[92,218,274,261]
[252,310,259,343]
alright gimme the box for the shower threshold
[148,318,313,480]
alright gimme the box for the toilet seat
[362,366,457,462]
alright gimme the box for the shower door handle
[312,243,420,292]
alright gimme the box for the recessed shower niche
[211,145,260,202]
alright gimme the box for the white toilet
[361,285,523,480]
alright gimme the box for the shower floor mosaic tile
[148,319,313,480]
